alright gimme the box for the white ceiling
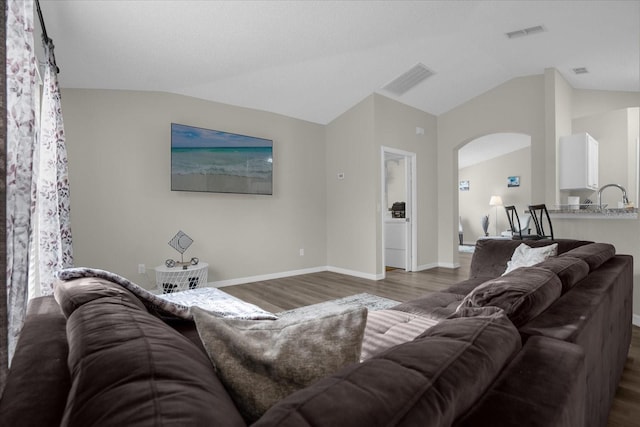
[38,0,639,125]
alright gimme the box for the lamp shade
[489,196,503,206]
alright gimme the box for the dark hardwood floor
[223,252,639,426]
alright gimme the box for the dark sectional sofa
[0,239,633,427]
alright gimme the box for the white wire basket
[155,263,208,294]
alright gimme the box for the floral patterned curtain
[6,0,38,361]
[5,0,73,362]
[29,36,73,297]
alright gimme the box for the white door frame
[381,146,418,276]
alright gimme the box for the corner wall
[325,96,378,277]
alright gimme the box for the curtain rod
[35,0,60,74]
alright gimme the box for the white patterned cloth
[56,267,277,320]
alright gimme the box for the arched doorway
[457,132,531,246]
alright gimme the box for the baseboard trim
[633,314,640,327]
[327,266,382,281]
[416,262,439,271]
[438,262,461,269]
[211,266,327,288]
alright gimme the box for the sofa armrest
[455,336,585,427]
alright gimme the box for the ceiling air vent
[383,63,434,96]
[506,25,545,39]
[572,67,589,75]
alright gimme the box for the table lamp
[489,196,503,236]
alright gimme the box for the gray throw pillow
[192,305,368,423]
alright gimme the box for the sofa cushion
[254,313,521,427]
[457,267,562,328]
[443,277,488,295]
[193,306,367,423]
[62,296,245,427]
[469,239,592,279]
[54,277,147,317]
[559,242,616,271]
[390,291,465,319]
[536,256,590,293]
[503,243,558,275]
[360,309,439,361]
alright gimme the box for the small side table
[155,262,208,294]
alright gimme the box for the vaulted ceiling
[38,0,639,125]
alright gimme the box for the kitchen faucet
[597,184,629,210]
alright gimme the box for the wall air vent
[506,25,545,39]
[383,63,434,96]
[572,67,589,74]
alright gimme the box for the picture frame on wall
[507,176,520,188]
[459,180,470,191]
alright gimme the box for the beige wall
[63,89,327,288]
[373,94,438,273]
[437,74,546,267]
[62,75,640,320]
[545,68,574,205]
[459,147,531,242]
[325,94,437,277]
[325,95,377,277]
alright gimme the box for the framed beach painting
[171,123,273,195]
[507,176,520,188]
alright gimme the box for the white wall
[63,89,327,288]
[459,147,531,242]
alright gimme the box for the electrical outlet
[299,248,304,256]
[138,264,145,274]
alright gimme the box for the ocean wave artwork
[171,123,273,195]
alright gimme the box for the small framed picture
[459,180,470,191]
[507,176,520,188]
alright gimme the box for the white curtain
[5,0,73,362]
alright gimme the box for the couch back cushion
[559,242,616,271]
[535,256,590,293]
[54,277,147,317]
[254,314,521,427]
[457,267,562,328]
[469,239,592,279]
[62,296,246,427]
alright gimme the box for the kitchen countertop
[547,207,638,220]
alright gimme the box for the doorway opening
[381,147,417,275]
[457,132,531,247]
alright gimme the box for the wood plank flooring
[223,253,639,426]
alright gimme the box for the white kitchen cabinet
[559,132,599,191]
